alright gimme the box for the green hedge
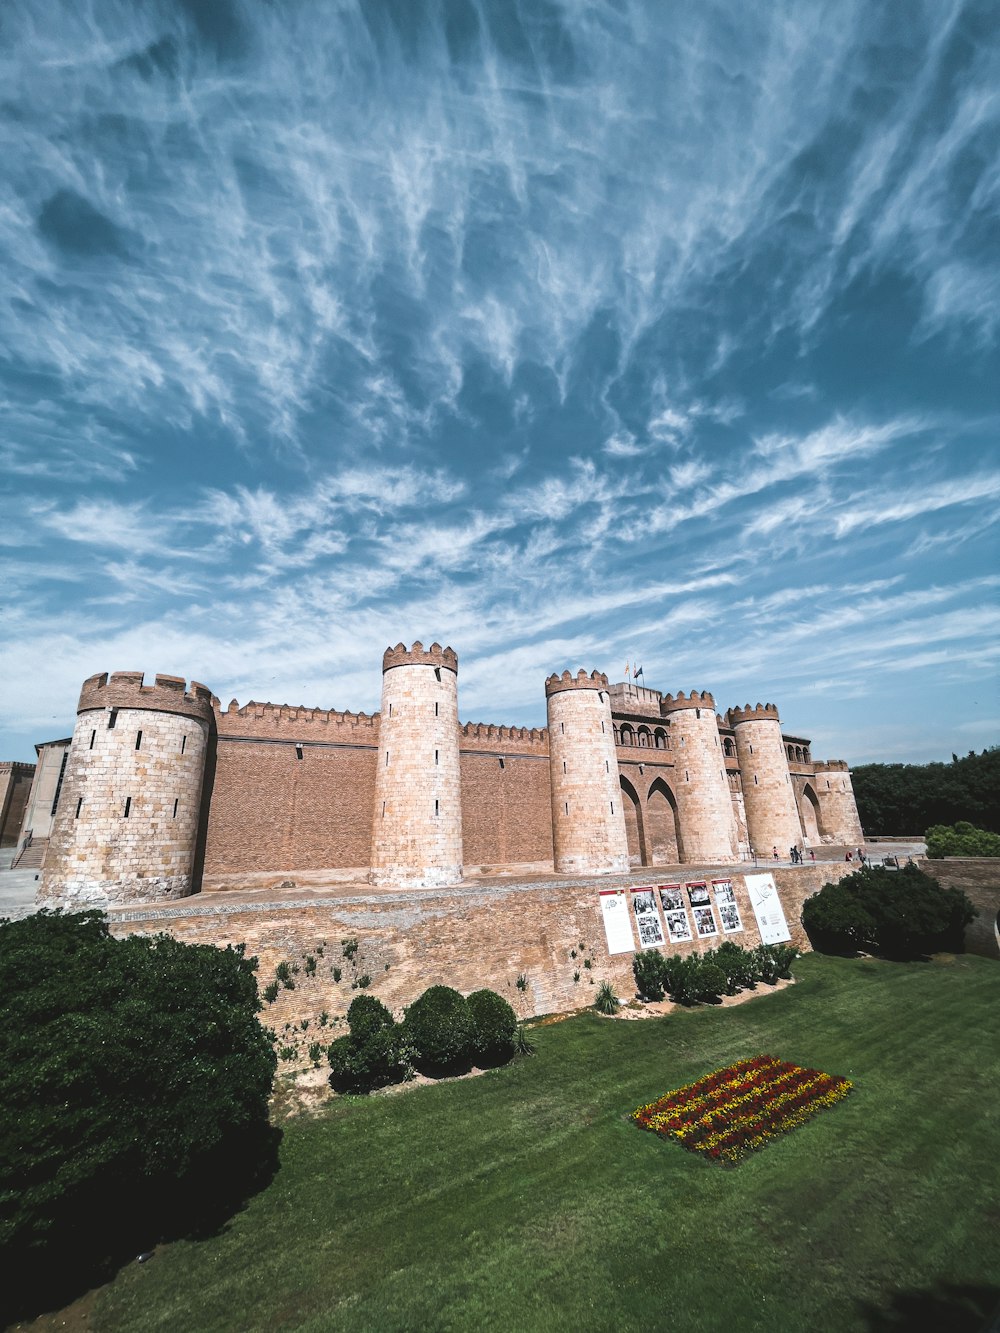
[403,985,477,1074]
[632,942,798,1006]
[467,989,518,1062]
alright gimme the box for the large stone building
[33,641,863,910]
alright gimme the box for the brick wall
[918,858,1000,959]
[0,761,35,848]
[460,750,553,868]
[203,740,377,876]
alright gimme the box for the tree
[0,910,277,1321]
[802,865,976,960]
[925,821,1000,859]
[852,748,1000,835]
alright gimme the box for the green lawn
[90,953,1000,1333]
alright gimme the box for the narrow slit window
[605,760,609,772]
[562,760,567,773]
[434,799,439,816]
[498,757,505,770]
[386,751,390,766]
[135,730,142,750]
[601,721,605,733]
[295,744,303,760]
[108,709,118,729]
[172,798,178,818]
[389,703,393,717]
[435,701,439,716]
[754,774,758,785]
[560,722,565,734]
[610,801,614,814]
[123,796,131,818]
[685,769,689,783]
[89,730,96,750]
[696,708,701,719]
[434,667,441,681]
[181,734,187,754]
[75,797,83,819]
[749,744,753,754]
[382,801,386,818]
[564,802,569,816]
[435,749,439,765]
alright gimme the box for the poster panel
[692,905,718,938]
[600,888,637,954]
[631,886,666,949]
[713,878,743,934]
[744,872,792,945]
[686,881,710,908]
[659,884,693,942]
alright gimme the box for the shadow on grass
[859,1280,1000,1332]
[2,1119,282,1328]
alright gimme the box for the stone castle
[33,641,863,911]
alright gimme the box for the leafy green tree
[327,994,413,1094]
[925,821,1000,858]
[802,865,976,959]
[0,910,277,1321]
[852,747,1000,835]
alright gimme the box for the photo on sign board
[659,884,684,912]
[687,881,710,908]
[631,887,665,949]
[693,906,718,937]
[664,909,693,943]
[719,903,743,933]
[712,879,736,905]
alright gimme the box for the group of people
[844,846,868,864]
[772,845,816,864]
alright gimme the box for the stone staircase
[9,835,47,870]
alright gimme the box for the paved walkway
[0,841,926,926]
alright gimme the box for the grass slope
[90,954,1000,1333]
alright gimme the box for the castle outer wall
[38,647,865,906]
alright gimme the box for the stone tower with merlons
[369,641,464,889]
[39,672,213,909]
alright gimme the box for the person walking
[773,846,779,862]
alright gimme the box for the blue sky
[1,0,998,764]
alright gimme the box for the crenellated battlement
[216,699,380,742]
[382,641,458,674]
[661,688,716,714]
[459,721,548,753]
[727,702,781,725]
[78,671,215,723]
[544,668,609,698]
[813,759,850,772]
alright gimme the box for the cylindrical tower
[662,691,739,864]
[813,761,865,845]
[38,671,214,910]
[728,703,803,855]
[545,669,629,875]
[369,641,463,888]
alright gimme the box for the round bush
[695,962,727,1003]
[467,988,517,1062]
[346,993,394,1038]
[801,880,876,954]
[328,1026,411,1094]
[633,949,666,1000]
[403,985,476,1073]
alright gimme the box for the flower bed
[632,1054,852,1164]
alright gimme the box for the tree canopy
[851,747,1000,836]
[0,910,278,1322]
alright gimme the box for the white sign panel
[600,888,636,955]
[745,873,792,945]
[631,886,666,949]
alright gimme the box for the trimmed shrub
[346,994,394,1039]
[706,941,757,994]
[467,989,517,1063]
[404,985,477,1074]
[633,949,666,1001]
[801,880,876,954]
[803,864,975,959]
[327,1026,412,1094]
[695,962,727,1003]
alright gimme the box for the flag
[635,665,644,680]
[624,661,631,678]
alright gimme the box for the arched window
[637,727,650,748]
[621,724,635,747]
[654,728,666,749]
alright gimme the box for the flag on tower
[635,665,644,680]
[624,661,631,678]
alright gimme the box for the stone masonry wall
[662,694,739,863]
[460,750,553,870]
[370,646,463,888]
[730,708,802,856]
[0,761,34,848]
[41,703,209,909]
[108,864,859,1027]
[546,673,629,875]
